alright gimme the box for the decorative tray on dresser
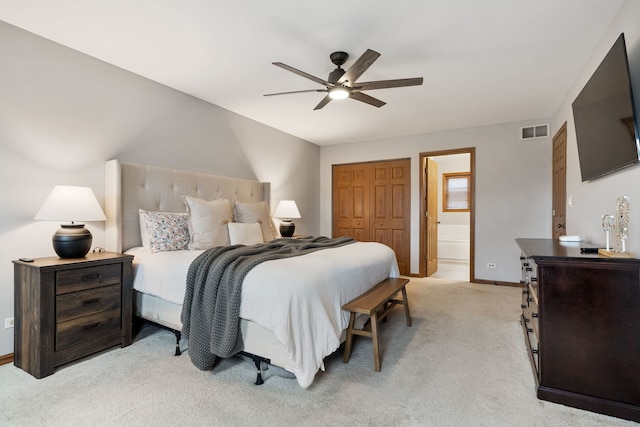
[516,238,640,423]
[13,251,134,378]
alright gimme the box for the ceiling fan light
[329,88,349,100]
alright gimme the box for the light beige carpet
[0,279,635,426]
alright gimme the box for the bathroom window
[443,172,470,212]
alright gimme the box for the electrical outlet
[487,263,496,269]
[4,317,14,329]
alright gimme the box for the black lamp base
[52,224,92,258]
[279,221,295,238]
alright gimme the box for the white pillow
[228,222,264,246]
[233,201,278,242]
[183,196,233,250]
[138,210,189,253]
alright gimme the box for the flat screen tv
[572,33,640,182]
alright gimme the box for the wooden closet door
[333,163,370,241]
[370,159,410,275]
[332,159,410,275]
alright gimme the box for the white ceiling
[0,0,625,146]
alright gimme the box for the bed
[104,159,400,388]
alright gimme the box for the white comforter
[127,241,399,388]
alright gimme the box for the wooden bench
[342,277,411,371]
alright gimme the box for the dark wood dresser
[516,238,640,422]
[13,252,134,378]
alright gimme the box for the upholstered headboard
[104,160,271,252]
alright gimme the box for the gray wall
[551,0,640,248]
[320,120,552,281]
[0,21,319,356]
[322,0,640,281]
[3,0,640,357]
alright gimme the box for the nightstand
[13,252,134,378]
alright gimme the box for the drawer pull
[524,317,530,323]
[531,348,539,355]
[82,273,101,281]
[520,304,526,309]
[527,297,533,302]
[527,327,534,333]
[82,322,102,331]
[532,313,539,318]
[82,298,101,306]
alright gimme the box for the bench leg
[371,310,381,372]
[401,286,412,327]
[343,312,356,363]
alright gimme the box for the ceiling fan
[264,49,423,110]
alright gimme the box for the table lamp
[34,185,107,258]
[273,200,301,237]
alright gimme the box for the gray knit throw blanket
[181,235,355,371]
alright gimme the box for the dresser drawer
[523,285,539,336]
[521,254,538,298]
[56,307,121,351]
[56,284,121,323]
[57,264,122,295]
[526,322,540,377]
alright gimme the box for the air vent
[520,124,549,140]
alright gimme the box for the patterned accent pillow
[139,210,189,253]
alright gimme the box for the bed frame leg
[240,352,270,385]
[174,330,182,356]
[254,359,265,385]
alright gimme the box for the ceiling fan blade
[264,89,327,96]
[355,77,424,91]
[338,49,380,85]
[350,91,386,108]
[273,62,332,87]
[313,95,333,110]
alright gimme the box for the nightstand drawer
[56,307,121,350]
[56,284,121,323]
[57,264,122,295]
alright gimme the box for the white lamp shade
[273,200,301,219]
[34,185,107,222]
